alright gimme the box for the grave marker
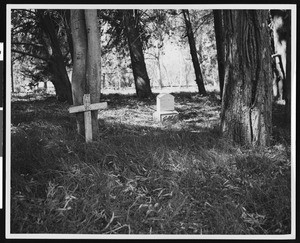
[69,94,107,142]
[153,93,179,123]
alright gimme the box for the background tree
[99,9,153,98]
[220,10,273,146]
[143,10,170,90]
[123,10,152,98]
[182,9,207,96]
[11,9,73,103]
[213,10,225,99]
[11,9,219,98]
[98,9,217,93]
[36,10,73,103]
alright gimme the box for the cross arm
[69,102,108,114]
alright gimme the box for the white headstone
[157,93,174,112]
[153,93,179,123]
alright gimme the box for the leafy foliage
[99,9,218,91]
[12,9,218,95]
[11,9,72,89]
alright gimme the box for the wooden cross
[69,94,107,142]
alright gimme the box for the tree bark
[123,10,152,98]
[220,10,273,147]
[70,10,87,135]
[182,9,207,96]
[213,10,225,100]
[37,10,73,104]
[64,10,74,63]
[11,60,14,93]
[285,11,291,117]
[84,10,102,136]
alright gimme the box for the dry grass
[10,91,291,235]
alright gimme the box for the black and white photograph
[3,3,297,240]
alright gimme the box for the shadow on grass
[10,92,291,234]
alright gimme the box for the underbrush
[10,92,291,235]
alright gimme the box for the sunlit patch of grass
[10,92,291,234]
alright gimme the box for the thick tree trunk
[85,9,102,135]
[182,9,207,96]
[221,10,273,147]
[37,10,73,104]
[46,56,72,102]
[213,10,225,100]
[123,10,152,99]
[64,10,74,63]
[70,10,87,135]
[285,11,291,117]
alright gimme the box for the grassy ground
[10,91,291,235]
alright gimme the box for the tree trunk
[70,10,87,135]
[123,10,152,99]
[102,74,106,89]
[156,42,163,90]
[64,10,74,63]
[85,9,102,136]
[182,9,207,96]
[37,10,73,104]
[213,10,225,100]
[11,60,14,93]
[285,11,291,117]
[220,10,273,147]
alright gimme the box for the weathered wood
[68,102,107,114]
[85,10,102,135]
[70,10,87,135]
[83,95,93,142]
[69,94,107,142]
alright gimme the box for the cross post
[68,94,107,142]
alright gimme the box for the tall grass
[10,93,291,234]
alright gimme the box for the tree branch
[12,20,36,33]
[144,51,158,59]
[100,12,116,22]
[11,49,49,62]
[12,28,38,37]
[21,9,37,15]
[11,42,45,49]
